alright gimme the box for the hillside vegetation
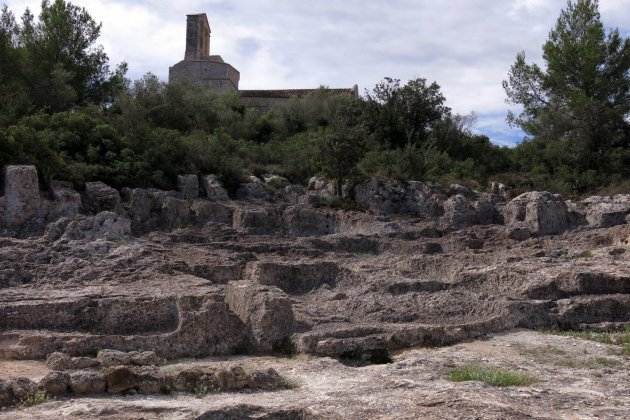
[0,0,628,196]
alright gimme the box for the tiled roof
[239,88,357,98]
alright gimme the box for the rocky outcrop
[83,181,121,213]
[45,212,131,242]
[505,191,570,238]
[233,207,280,234]
[201,175,229,201]
[225,281,295,353]
[3,165,41,228]
[177,174,199,199]
[582,195,630,228]
[282,206,337,237]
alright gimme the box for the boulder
[127,188,152,229]
[46,352,100,371]
[0,380,14,408]
[97,349,132,367]
[190,200,233,225]
[69,370,106,395]
[8,377,37,401]
[104,366,164,394]
[3,165,41,227]
[581,197,630,228]
[282,206,337,237]
[161,197,191,229]
[201,175,229,201]
[38,371,70,396]
[307,176,335,198]
[97,349,164,367]
[263,174,290,189]
[490,181,509,200]
[50,181,81,219]
[401,181,442,218]
[225,281,295,353]
[353,178,406,215]
[60,212,131,241]
[83,182,120,213]
[505,191,570,236]
[442,194,478,229]
[233,208,280,235]
[130,351,165,367]
[236,177,272,201]
[44,217,72,242]
[177,174,199,199]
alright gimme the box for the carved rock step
[0,295,248,360]
[554,294,630,327]
[246,261,339,294]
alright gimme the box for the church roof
[239,88,357,98]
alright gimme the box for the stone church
[169,14,358,111]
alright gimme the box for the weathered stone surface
[442,194,477,229]
[505,191,570,236]
[283,206,336,237]
[225,281,295,352]
[201,175,229,201]
[3,165,40,227]
[307,176,335,198]
[236,177,272,201]
[105,366,164,394]
[38,371,70,396]
[233,207,280,234]
[353,177,406,215]
[582,197,630,228]
[97,349,132,367]
[83,182,120,214]
[191,200,233,225]
[246,261,338,294]
[97,350,164,367]
[49,181,81,219]
[46,352,100,371]
[69,370,106,395]
[58,212,131,241]
[161,197,191,229]
[0,380,14,408]
[177,174,199,199]
[7,377,37,401]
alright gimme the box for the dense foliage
[504,0,630,194]
[0,0,628,196]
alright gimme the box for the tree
[315,100,366,196]
[504,0,630,189]
[364,77,450,149]
[0,0,126,119]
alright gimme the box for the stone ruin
[1,165,630,418]
[168,13,359,111]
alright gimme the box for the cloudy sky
[5,0,630,146]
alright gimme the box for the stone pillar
[3,165,40,227]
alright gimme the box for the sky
[4,0,630,146]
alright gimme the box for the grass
[544,327,630,347]
[447,365,535,387]
[19,390,49,407]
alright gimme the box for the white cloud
[4,0,630,145]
